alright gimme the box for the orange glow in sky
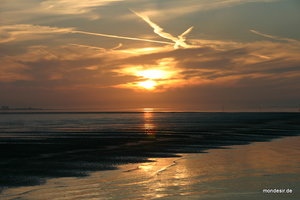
[138,80,157,89]
[137,69,167,79]
[116,57,183,91]
[1,0,299,110]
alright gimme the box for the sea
[0,111,299,199]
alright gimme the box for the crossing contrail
[131,10,193,48]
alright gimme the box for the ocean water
[0,112,299,199]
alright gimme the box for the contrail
[175,26,194,48]
[179,26,193,40]
[131,10,193,48]
[70,43,105,50]
[111,43,123,50]
[250,29,300,44]
[72,30,173,45]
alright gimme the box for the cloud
[1,22,299,90]
[1,33,299,110]
[1,0,125,23]
[0,24,174,46]
[124,0,280,21]
[111,39,300,91]
[0,56,32,82]
[0,43,137,85]
[1,0,298,110]
[0,24,74,43]
[39,0,122,16]
[1,0,282,25]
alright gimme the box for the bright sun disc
[138,80,157,89]
[137,69,167,79]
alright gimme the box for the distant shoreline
[0,106,50,111]
[0,111,300,114]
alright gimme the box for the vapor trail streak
[176,26,194,48]
[72,30,173,45]
[250,29,300,44]
[131,10,193,48]
[70,43,105,50]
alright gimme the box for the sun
[137,69,167,79]
[116,58,180,91]
[138,80,157,89]
[135,69,171,90]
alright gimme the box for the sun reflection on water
[143,108,156,136]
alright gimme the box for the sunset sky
[1,0,299,111]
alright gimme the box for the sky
[0,0,300,111]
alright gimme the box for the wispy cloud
[131,10,193,48]
[123,0,280,21]
[114,40,300,89]
[0,24,74,43]
[2,0,281,25]
[1,0,125,23]
[1,35,299,110]
[40,0,122,15]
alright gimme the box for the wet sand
[2,136,299,200]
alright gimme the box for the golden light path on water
[143,108,156,136]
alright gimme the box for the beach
[0,112,299,199]
[1,136,299,200]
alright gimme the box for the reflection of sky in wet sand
[2,136,299,200]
